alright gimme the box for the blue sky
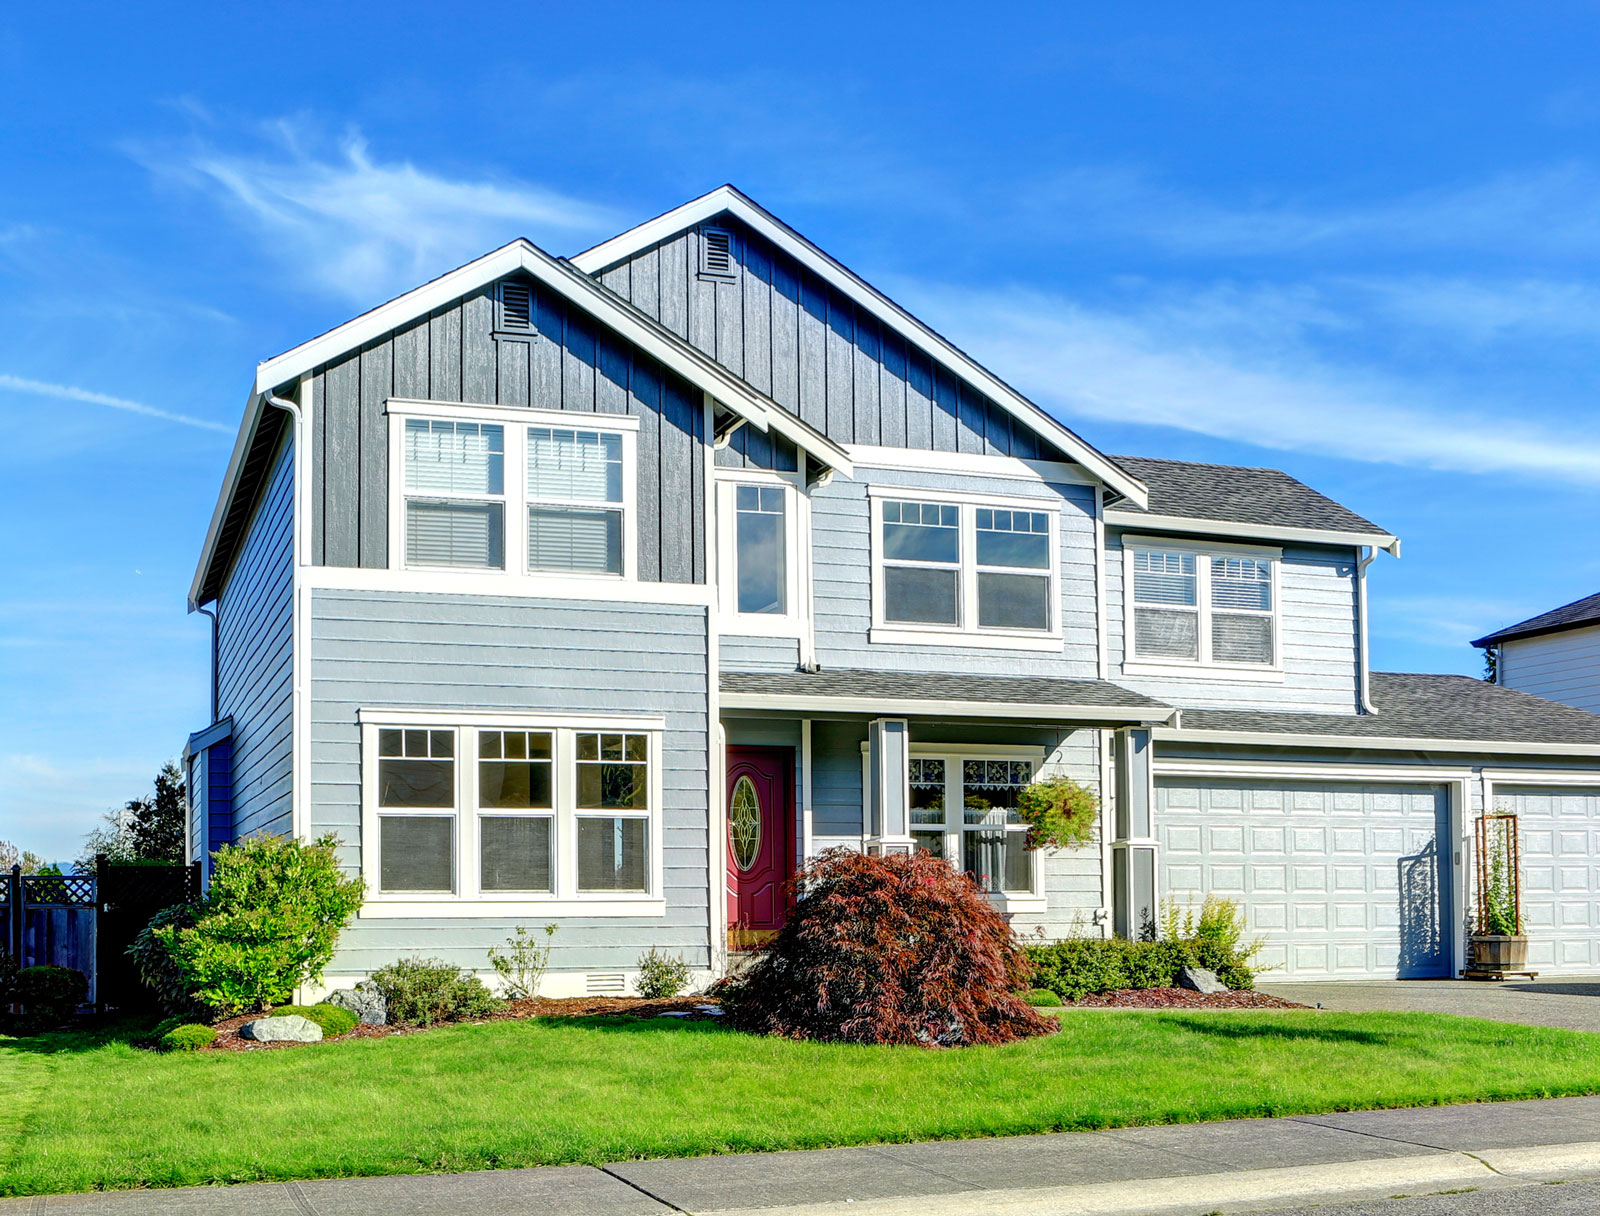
[4,4,1600,859]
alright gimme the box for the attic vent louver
[500,281,533,330]
[699,226,735,278]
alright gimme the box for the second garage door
[1491,785,1600,974]
[1158,779,1452,981]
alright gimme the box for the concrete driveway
[1258,978,1600,1032]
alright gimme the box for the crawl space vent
[586,972,627,995]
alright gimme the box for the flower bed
[1065,987,1307,1010]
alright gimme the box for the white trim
[705,392,728,978]
[800,717,814,863]
[866,482,1064,511]
[867,627,1065,653]
[721,691,1174,723]
[358,707,665,729]
[1122,538,1283,676]
[302,566,714,605]
[1480,768,1600,786]
[1122,661,1287,683]
[569,187,1147,507]
[1107,510,1399,557]
[1155,726,1600,758]
[291,377,313,842]
[356,899,666,919]
[846,446,1095,486]
[1119,532,1283,559]
[385,398,644,431]
[1094,490,1108,681]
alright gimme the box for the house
[1475,593,1600,714]
[185,186,1600,993]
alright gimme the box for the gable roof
[191,236,853,608]
[1104,455,1400,555]
[572,185,1148,509]
[1473,591,1600,648]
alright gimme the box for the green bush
[635,948,691,999]
[369,958,503,1027]
[487,924,557,1000]
[1024,988,1063,1007]
[157,1023,216,1052]
[129,904,204,1016]
[271,1003,358,1038]
[10,965,89,1033]
[133,835,365,1017]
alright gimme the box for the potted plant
[1014,776,1099,852]
[1469,812,1529,976]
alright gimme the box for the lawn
[3,1009,1600,1195]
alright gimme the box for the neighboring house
[1475,593,1600,714]
[184,186,1600,993]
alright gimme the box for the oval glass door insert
[730,775,762,871]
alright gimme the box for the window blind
[407,500,505,569]
[1133,550,1197,605]
[1212,557,1272,610]
[528,428,622,502]
[405,419,503,494]
[528,507,621,574]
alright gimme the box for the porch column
[1111,728,1158,939]
[865,717,913,855]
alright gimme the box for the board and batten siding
[309,589,711,977]
[594,216,1067,461]
[309,277,706,584]
[216,433,295,842]
[1106,531,1359,713]
[1500,626,1600,713]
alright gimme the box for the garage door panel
[1493,786,1600,976]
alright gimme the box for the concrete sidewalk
[9,1096,1600,1215]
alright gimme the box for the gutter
[1357,546,1380,714]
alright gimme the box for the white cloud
[0,374,231,433]
[139,126,620,303]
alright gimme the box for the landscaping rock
[326,982,387,1026]
[239,1015,323,1043]
[1177,966,1228,994]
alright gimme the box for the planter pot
[1469,934,1529,973]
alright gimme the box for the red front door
[726,746,795,940]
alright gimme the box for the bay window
[1126,538,1280,671]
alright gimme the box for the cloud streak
[0,374,231,433]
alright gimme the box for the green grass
[3,1010,1599,1195]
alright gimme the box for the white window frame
[358,708,666,917]
[867,485,1063,652]
[714,468,808,638]
[1121,534,1284,680]
[861,741,1048,912]
[387,400,640,587]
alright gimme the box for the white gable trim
[1105,508,1401,557]
[572,187,1149,509]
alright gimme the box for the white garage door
[1158,780,1451,981]
[1492,786,1600,974]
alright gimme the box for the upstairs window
[1127,543,1277,669]
[716,474,804,634]
[527,427,625,575]
[735,485,786,614]
[403,420,505,570]
[882,500,960,625]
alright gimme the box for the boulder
[326,982,387,1026]
[1176,965,1227,995]
[239,1014,323,1043]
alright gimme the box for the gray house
[1475,593,1600,715]
[186,186,1600,994]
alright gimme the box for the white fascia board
[1105,509,1401,557]
[189,387,266,610]
[572,187,1147,509]
[1156,726,1600,758]
[720,691,1175,724]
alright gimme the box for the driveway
[1258,978,1600,1032]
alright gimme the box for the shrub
[134,834,365,1017]
[129,904,204,1016]
[369,958,503,1027]
[635,948,691,999]
[1024,988,1063,1007]
[717,848,1055,1047]
[1014,776,1099,851]
[487,924,557,1000]
[158,1023,216,1052]
[10,965,89,1033]
[271,1003,358,1038]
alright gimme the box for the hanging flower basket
[1014,776,1099,851]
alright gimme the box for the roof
[1104,455,1400,555]
[572,185,1149,508]
[1473,592,1600,648]
[720,668,1174,724]
[1164,672,1600,754]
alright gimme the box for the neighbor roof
[1473,592,1600,648]
[1104,455,1400,555]
[1164,672,1600,754]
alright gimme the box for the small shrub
[158,1023,216,1052]
[487,924,557,999]
[129,904,203,1016]
[271,1003,358,1038]
[1014,776,1099,851]
[635,948,691,999]
[1024,988,1063,1007]
[717,848,1055,1047]
[10,965,89,1033]
[369,958,503,1027]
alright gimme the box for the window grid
[1128,546,1278,668]
[403,420,507,570]
[906,753,1037,896]
[526,427,626,576]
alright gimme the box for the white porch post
[1111,727,1159,939]
[865,717,913,856]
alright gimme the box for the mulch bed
[1066,987,1309,1010]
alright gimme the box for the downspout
[1357,546,1378,714]
[196,604,219,722]
[262,391,309,845]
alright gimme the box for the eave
[1103,509,1402,557]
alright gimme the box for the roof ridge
[1112,453,1295,478]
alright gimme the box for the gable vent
[500,281,533,330]
[586,972,627,995]
[699,226,736,279]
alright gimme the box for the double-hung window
[527,427,624,575]
[376,728,457,892]
[575,731,650,892]
[403,420,505,569]
[1126,539,1279,671]
[894,748,1042,901]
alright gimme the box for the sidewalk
[9,1095,1600,1215]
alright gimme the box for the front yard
[4,1009,1600,1196]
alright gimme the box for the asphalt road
[1262,1177,1600,1214]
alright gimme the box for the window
[716,474,805,634]
[527,427,624,575]
[909,758,947,858]
[735,485,786,614]
[871,490,1060,647]
[404,420,505,569]
[576,732,650,892]
[377,728,456,892]
[894,750,1039,897]
[478,730,553,893]
[1127,541,1278,669]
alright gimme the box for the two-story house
[1475,593,1600,714]
[185,187,1600,993]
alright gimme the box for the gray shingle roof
[1473,592,1600,648]
[1108,455,1390,538]
[721,668,1171,717]
[1176,672,1600,747]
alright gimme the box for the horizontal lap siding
[1501,627,1600,713]
[1106,532,1359,712]
[719,636,801,672]
[311,279,705,584]
[216,435,294,842]
[310,590,710,976]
